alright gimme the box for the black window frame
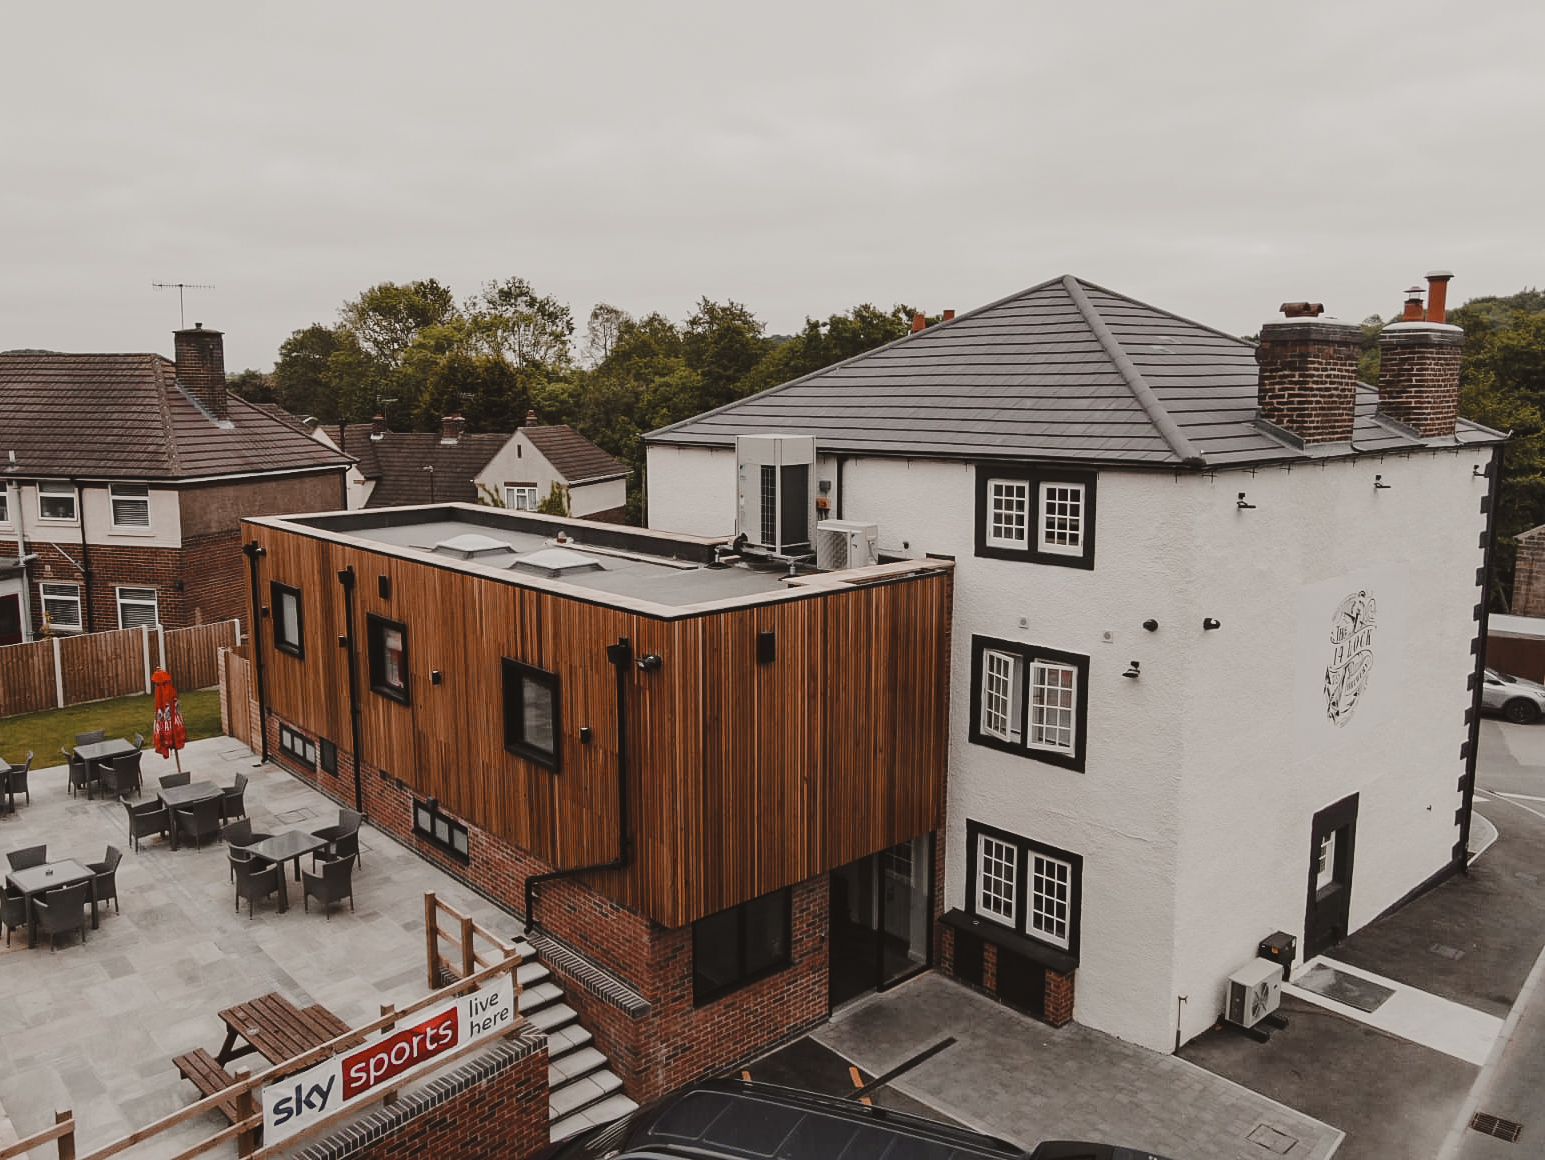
[319,738,338,776]
[366,613,409,704]
[278,722,317,769]
[692,888,793,1006]
[502,657,560,772]
[271,581,304,659]
[413,797,470,863]
[965,820,1082,960]
[974,464,1097,569]
[968,635,1090,773]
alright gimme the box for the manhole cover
[1247,1124,1298,1154]
[1470,1112,1523,1142]
[1294,964,1396,1012]
[1430,943,1465,960]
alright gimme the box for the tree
[582,303,629,368]
[226,369,276,405]
[339,279,458,367]
[272,324,365,422]
[682,298,769,411]
[467,277,574,369]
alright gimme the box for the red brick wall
[1377,326,1464,438]
[1256,319,1362,444]
[1512,532,1545,618]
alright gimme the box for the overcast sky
[3,1,1541,372]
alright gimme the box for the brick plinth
[1376,322,1464,437]
[1256,318,1362,444]
[1044,968,1075,1026]
[1513,528,1545,617]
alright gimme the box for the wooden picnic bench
[215,992,359,1067]
[171,1048,243,1125]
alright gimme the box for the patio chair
[232,854,283,919]
[220,773,249,823]
[133,732,146,750]
[6,844,46,871]
[2,752,31,810]
[63,747,92,798]
[102,752,143,799]
[302,853,355,919]
[221,820,274,880]
[173,798,224,850]
[123,798,170,853]
[87,845,124,915]
[312,808,364,869]
[74,730,105,747]
[32,881,90,951]
[159,772,191,790]
[2,884,27,946]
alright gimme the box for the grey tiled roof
[647,275,1504,467]
[0,352,353,480]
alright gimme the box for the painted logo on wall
[1324,590,1377,727]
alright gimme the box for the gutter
[524,636,633,933]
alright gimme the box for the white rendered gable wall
[645,441,1487,1053]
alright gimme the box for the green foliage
[1357,315,1384,387]
[535,482,571,517]
[226,369,276,404]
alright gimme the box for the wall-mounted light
[637,653,663,673]
[1473,464,1487,478]
[757,631,776,664]
[260,606,271,618]
[579,727,592,744]
[1203,618,1222,631]
[430,669,442,685]
[1374,474,1391,490]
[1123,661,1141,679]
[337,634,348,649]
[1237,493,1256,510]
[1142,619,1159,632]
[378,575,392,599]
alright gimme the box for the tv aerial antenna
[152,282,215,329]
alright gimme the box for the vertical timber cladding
[248,519,951,930]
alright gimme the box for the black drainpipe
[337,565,365,814]
[525,636,633,934]
[240,540,270,763]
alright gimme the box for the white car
[1481,668,1545,724]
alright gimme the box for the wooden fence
[219,646,258,751]
[0,620,240,718]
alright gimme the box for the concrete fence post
[157,624,166,672]
[141,625,153,693]
[52,636,64,709]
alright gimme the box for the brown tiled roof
[523,424,628,483]
[358,431,512,507]
[0,352,352,480]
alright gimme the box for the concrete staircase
[514,938,639,1141]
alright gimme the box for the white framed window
[37,481,78,522]
[971,636,1088,772]
[1038,483,1083,555]
[109,482,151,529]
[116,586,159,629]
[1028,661,1078,752]
[1030,853,1073,948]
[976,835,1018,928]
[0,484,9,524]
[985,479,1029,548]
[504,485,539,511]
[41,582,82,630]
[1316,832,1336,892]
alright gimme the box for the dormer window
[975,466,1096,569]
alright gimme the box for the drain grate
[1430,943,1465,960]
[1471,1112,1523,1142]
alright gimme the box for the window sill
[942,908,1077,974]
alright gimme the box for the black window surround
[319,738,338,776]
[968,635,1090,773]
[271,581,304,659]
[502,657,560,772]
[692,888,792,1006]
[974,465,1097,569]
[413,798,470,862]
[963,820,1082,963]
[278,723,317,768]
[366,613,409,704]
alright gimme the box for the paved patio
[0,735,516,1158]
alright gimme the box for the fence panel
[0,639,58,717]
[166,621,238,692]
[221,647,256,750]
[58,628,145,705]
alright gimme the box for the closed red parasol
[151,668,187,771]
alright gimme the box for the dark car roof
[560,1080,1029,1160]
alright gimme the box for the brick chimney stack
[525,409,540,427]
[910,313,926,333]
[942,309,956,322]
[1255,303,1362,444]
[1377,271,1463,437]
[173,323,227,420]
[371,414,387,439]
[440,414,465,444]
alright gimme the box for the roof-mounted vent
[432,533,513,560]
[509,547,605,579]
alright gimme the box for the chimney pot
[173,325,227,421]
[910,313,926,333]
[1425,270,1454,324]
[942,309,956,322]
[440,413,466,443]
[1279,302,1325,318]
[1401,286,1426,322]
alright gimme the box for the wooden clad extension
[248,517,951,929]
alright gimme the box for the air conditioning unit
[735,435,815,555]
[1225,959,1283,1030]
[816,520,879,571]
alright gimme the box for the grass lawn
[0,688,223,769]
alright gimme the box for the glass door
[828,834,933,1009]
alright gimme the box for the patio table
[214,991,357,1067]
[6,859,99,947]
[158,781,223,849]
[73,738,136,796]
[249,831,329,904]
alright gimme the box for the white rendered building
[642,273,1501,1051]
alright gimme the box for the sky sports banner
[264,974,517,1144]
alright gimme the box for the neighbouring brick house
[0,326,350,643]
[646,270,1503,1052]
[315,410,628,521]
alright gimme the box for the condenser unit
[735,435,815,555]
[815,520,879,571]
[1225,959,1283,1029]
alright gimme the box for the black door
[0,594,21,645]
[1304,794,1359,959]
[828,836,933,1009]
